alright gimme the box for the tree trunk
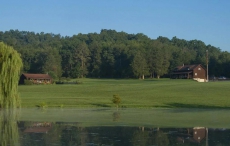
[141,127,145,131]
[81,56,84,78]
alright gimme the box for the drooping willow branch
[0,42,23,108]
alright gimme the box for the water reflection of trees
[131,127,169,146]
[14,120,230,145]
[112,111,120,121]
[131,129,149,146]
[1,108,228,146]
[155,130,169,146]
[0,109,20,146]
[20,125,208,145]
[61,126,87,146]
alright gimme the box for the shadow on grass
[163,102,230,109]
[91,103,111,107]
[142,79,159,82]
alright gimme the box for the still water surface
[1,108,230,146]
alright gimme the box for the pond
[1,108,230,146]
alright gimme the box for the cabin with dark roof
[19,73,52,84]
[171,64,206,82]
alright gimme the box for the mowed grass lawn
[19,78,230,108]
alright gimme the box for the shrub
[24,79,33,85]
[66,77,71,81]
[60,77,66,81]
[76,80,83,84]
[36,102,48,108]
[112,94,121,110]
[55,81,64,84]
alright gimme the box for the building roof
[22,73,52,79]
[175,64,200,71]
[173,64,205,72]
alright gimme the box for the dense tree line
[0,29,229,79]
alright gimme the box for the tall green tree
[218,51,230,77]
[42,48,62,80]
[149,41,170,79]
[100,43,115,78]
[74,42,90,78]
[88,41,102,77]
[0,42,23,108]
[131,51,149,79]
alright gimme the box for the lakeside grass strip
[18,108,230,128]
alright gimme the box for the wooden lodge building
[19,73,52,84]
[171,64,207,82]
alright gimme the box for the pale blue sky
[1,0,230,51]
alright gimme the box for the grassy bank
[18,108,230,128]
[19,78,230,108]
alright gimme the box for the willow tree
[0,42,23,108]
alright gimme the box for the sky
[1,0,230,51]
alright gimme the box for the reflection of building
[176,127,207,144]
[193,127,206,143]
[23,122,52,134]
[19,73,52,84]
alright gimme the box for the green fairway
[19,78,230,108]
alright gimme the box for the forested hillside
[0,29,229,79]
